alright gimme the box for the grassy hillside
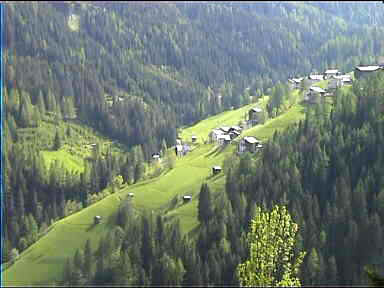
[16,114,128,173]
[3,94,308,286]
[180,96,269,143]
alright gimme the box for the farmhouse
[238,136,262,153]
[308,74,324,85]
[305,86,326,103]
[212,166,222,175]
[248,107,263,126]
[288,77,304,89]
[209,129,224,143]
[354,65,383,79]
[323,69,339,79]
[341,74,352,85]
[183,195,192,203]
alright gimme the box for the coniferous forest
[3,2,384,286]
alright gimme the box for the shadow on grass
[204,145,222,158]
[86,223,97,232]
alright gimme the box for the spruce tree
[53,130,62,151]
[198,183,213,225]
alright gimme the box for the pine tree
[83,239,92,278]
[37,90,46,115]
[53,130,62,151]
[198,183,213,225]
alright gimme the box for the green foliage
[236,205,306,287]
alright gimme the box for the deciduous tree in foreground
[236,205,306,287]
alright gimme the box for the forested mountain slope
[5,2,384,156]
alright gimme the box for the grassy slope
[180,96,269,143]
[2,93,305,286]
[17,115,127,174]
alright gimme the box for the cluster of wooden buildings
[289,64,384,104]
[209,125,242,145]
[289,67,355,104]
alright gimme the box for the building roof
[230,125,241,131]
[308,74,324,81]
[213,166,222,170]
[244,136,260,144]
[325,69,339,74]
[310,86,326,93]
[183,195,192,199]
[220,126,231,133]
[218,134,231,141]
[152,154,160,159]
[95,215,101,219]
[128,193,134,196]
[211,129,224,136]
[355,65,381,72]
[231,131,241,136]
[251,107,263,113]
[192,135,197,139]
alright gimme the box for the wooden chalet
[248,107,263,126]
[238,136,262,153]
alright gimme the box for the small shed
[94,215,101,225]
[128,193,134,197]
[152,154,161,161]
[212,166,222,175]
[191,135,197,143]
[183,195,192,203]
